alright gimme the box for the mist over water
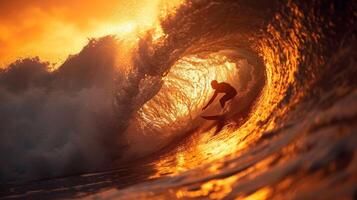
[1,0,357,199]
[0,38,125,182]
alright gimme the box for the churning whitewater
[1,0,356,199]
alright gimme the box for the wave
[0,0,356,199]
[108,0,357,199]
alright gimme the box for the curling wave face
[0,0,356,199]
[103,0,357,199]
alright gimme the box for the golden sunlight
[0,0,183,68]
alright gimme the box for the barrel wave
[1,0,356,199]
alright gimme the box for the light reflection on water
[4,0,355,199]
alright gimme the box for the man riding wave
[202,80,237,110]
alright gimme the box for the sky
[0,0,181,68]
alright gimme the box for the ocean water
[1,0,356,199]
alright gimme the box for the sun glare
[92,21,138,37]
[0,0,184,69]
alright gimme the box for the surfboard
[200,115,225,121]
[201,105,230,121]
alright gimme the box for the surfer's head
[211,80,218,89]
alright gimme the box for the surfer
[202,80,237,110]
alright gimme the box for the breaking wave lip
[113,0,356,199]
[1,0,357,199]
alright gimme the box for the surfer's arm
[202,91,218,110]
